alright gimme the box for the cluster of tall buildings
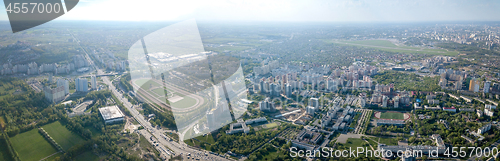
[259,97,276,112]
[90,50,127,71]
[438,68,465,90]
[0,55,89,76]
[253,58,279,75]
[371,87,411,108]
[422,56,456,69]
[256,74,301,97]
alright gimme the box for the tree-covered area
[141,103,176,130]
[120,73,133,92]
[188,122,299,155]
[0,78,53,137]
[372,70,440,92]
[0,78,159,161]
[415,110,500,148]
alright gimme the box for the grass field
[10,129,59,161]
[170,96,197,109]
[42,121,86,150]
[135,79,161,90]
[195,134,215,144]
[329,40,459,56]
[136,78,198,109]
[337,138,370,150]
[379,112,404,120]
[263,122,278,129]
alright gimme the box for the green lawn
[329,40,459,56]
[152,88,166,97]
[10,129,59,161]
[342,40,400,47]
[263,122,278,129]
[170,96,197,109]
[379,112,404,120]
[135,79,161,90]
[42,121,86,150]
[337,138,369,150]
[195,134,215,144]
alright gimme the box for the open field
[42,121,86,150]
[195,134,215,144]
[375,111,408,120]
[328,40,459,56]
[336,138,370,150]
[134,78,199,109]
[263,122,278,129]
[368,137,398,146]
[10,129,59,161]
[135,79,161,90]
[169,96,197,109]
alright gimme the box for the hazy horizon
[1,0,500,22]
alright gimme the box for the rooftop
[98,105,125,121]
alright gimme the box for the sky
[1,0,500,22]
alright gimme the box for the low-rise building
[486,104,497,110]
[424,105,441,110]
[226,119,250,134]
[459,108,475,112]
[413,103,422,110]
[291,129,323,150]
[98,105,125,124]
[376,119,405,127]
[428,99,439,105]
[442,106,456,113]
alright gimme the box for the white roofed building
[98,105,125,124]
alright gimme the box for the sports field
[329,40,459,56]
[42,121,86,150]
[135,78,199,109]
[379,112,404,120]
[10,129,59,161]
[263,122,278,129]
[170,96,197,108]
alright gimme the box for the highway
[69,31,230,160]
